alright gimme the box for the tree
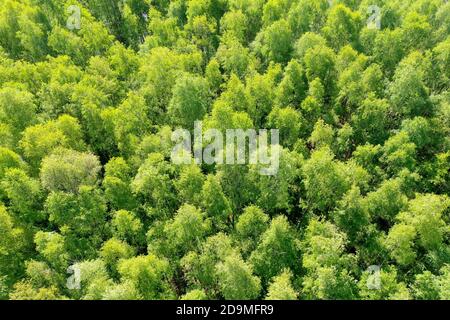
[249,216,299,283]
[300,77,326,130]
[137,47,187,122]
[216,162,253,214]
[100,238,135,276]
[217,74,252,113]
[262,0,290,27]
[20,115,85,170]
[351,95,390,145]
[131,153,178,216]
[112,92,151,156]
[107,43,140,82]
[322,4,362,50]
[48,11,114,65]
[73,259,112,300]
[9,281,64,300]
[396,194,449,251]
[175,165,205,207]
[267,107,302,148]
[308,119,334,149]
[358,266,411,300]
[372,28,405,76]
[432,38,450,91]
[185,14,218,60]
[181,233,235,295]
[385,223,417,266]
[0,0,49,61]
[288,0,328,37]
[333,185,370,244]
[205,58,222,95]
[364,177,408,223]
[258,19,293,64]
[201,174,232,229]
[235,206,269,255]
[412,271,440,300]
[246,68,278,126]
[40,149,101,193]
[294,32,327,59]
[216,253,261,300]
[220,10,248,43]
[117,255,173,299]
[0,87,36,138]
[302,147,350,212]
[248,147,302,214]
[45,186,108,259]
[389,65,432,118]
[215,36,252,78]
[275,59,307,109]
[111,210,144,246]
[152,204,211,257]
[0,205,27,288]
[1,168,44,223]
[181,289,208,300]
[400,117,443,156]
[436,265,450,300]
[402,12,432,50]
[168,73,210,129]
[265,269,297,300]
[301,219,357,300]
[103,157,136,210]
[0,0,448,302]
[303,45,337,98]
[381,132,417,175]
[34,231,68,271]
[0,147,26,182]
[102,280,141,300]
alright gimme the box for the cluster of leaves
[0,0,449,300]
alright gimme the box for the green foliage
[358,266,411,300]
[322,4,362,50]
[1,168,44,223]
[150,204,211,257]
[131,153,178,215]
[201,174,231,229]
[168,73,211,129]
[175,164,205,206]
[265,269,298,300]
[100,238,135,275]
[20,115,85,170]
[0,205,27,287]
[235,205,269,255]
[268,107,302,148]
[258,19,293,64]
[250,216,299,283]
[111,210,144,246]
[0,87,36,138]
[118,254,173,299]
[40,149,101,193]
[181,289,208,300]
[0,0,448,301]
[216,253,261,299]
[181,233,235,295]
[302,219,357,299]
[302,147,350,212]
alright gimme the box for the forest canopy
[0,0,449,300]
